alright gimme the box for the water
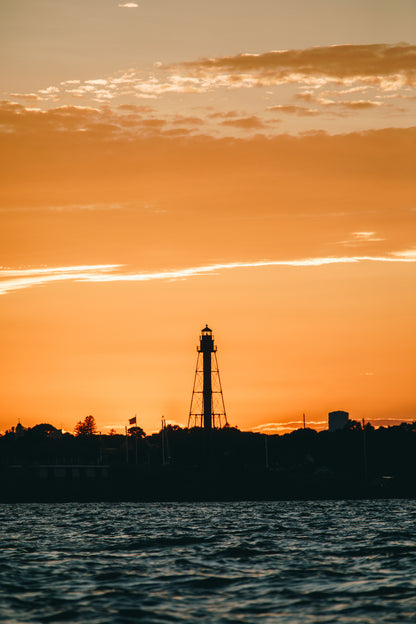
[1,501,416,623]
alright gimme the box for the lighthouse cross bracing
[188,325,228,430]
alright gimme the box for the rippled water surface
[1,500,416,623]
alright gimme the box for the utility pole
[265,434,269,469]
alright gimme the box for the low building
[328,410,349,432]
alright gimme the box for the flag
[129,416,137,425]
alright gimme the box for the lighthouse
[188,325,228,430]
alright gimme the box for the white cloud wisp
[1,253,415,295]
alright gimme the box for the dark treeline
[1,420,416,501]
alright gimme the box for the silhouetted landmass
[1,421,416,502]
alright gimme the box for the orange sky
[1,1,415,434]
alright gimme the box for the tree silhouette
[128,426,146,438]
[29,423,57,437]
[74,415,97,436]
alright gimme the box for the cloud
[251,421,327,433]
[295,91,384,112]
[335,231,386,247]
[118,2,139,7]
[10,93,43,102]
[340,100,381,109]
[311,96,382,111]
[0,101,193,138]
[268,105,319,116]
[0,202,133,213]
[353,232,379,240]
[85,79,108,86]
[159,127,195,137]
[367,419,416,428]
[295,91,316,103]
[7,44,414,124]
[1,106,414,243]
[392,249,416,259]
[0,265,120,295]
[221,116,265,129]
[208,111,240,119]
[1,253,415,295]
[175,44,416,89]
[9,44,413,108]
[117,104,155,113]
[172,115,204,126]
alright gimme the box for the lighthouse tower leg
[203,348,212,431]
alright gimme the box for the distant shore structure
[188,325,228,430]
[328,410,349,432]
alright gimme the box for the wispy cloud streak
[83,255,416,286]
[1,254,415,295]
[0,265,120,295]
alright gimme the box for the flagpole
[161,417,165,465]
[135,415,138,465]
[127,415,137,465]
[362,418,368,482]
[135,414,138,464]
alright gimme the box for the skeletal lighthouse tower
[188,325,228,430]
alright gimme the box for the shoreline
[2,463,414,503]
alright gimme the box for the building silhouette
[328,410,349,432]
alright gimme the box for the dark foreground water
[1,501,416,623]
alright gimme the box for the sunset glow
[1,0,415,434]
